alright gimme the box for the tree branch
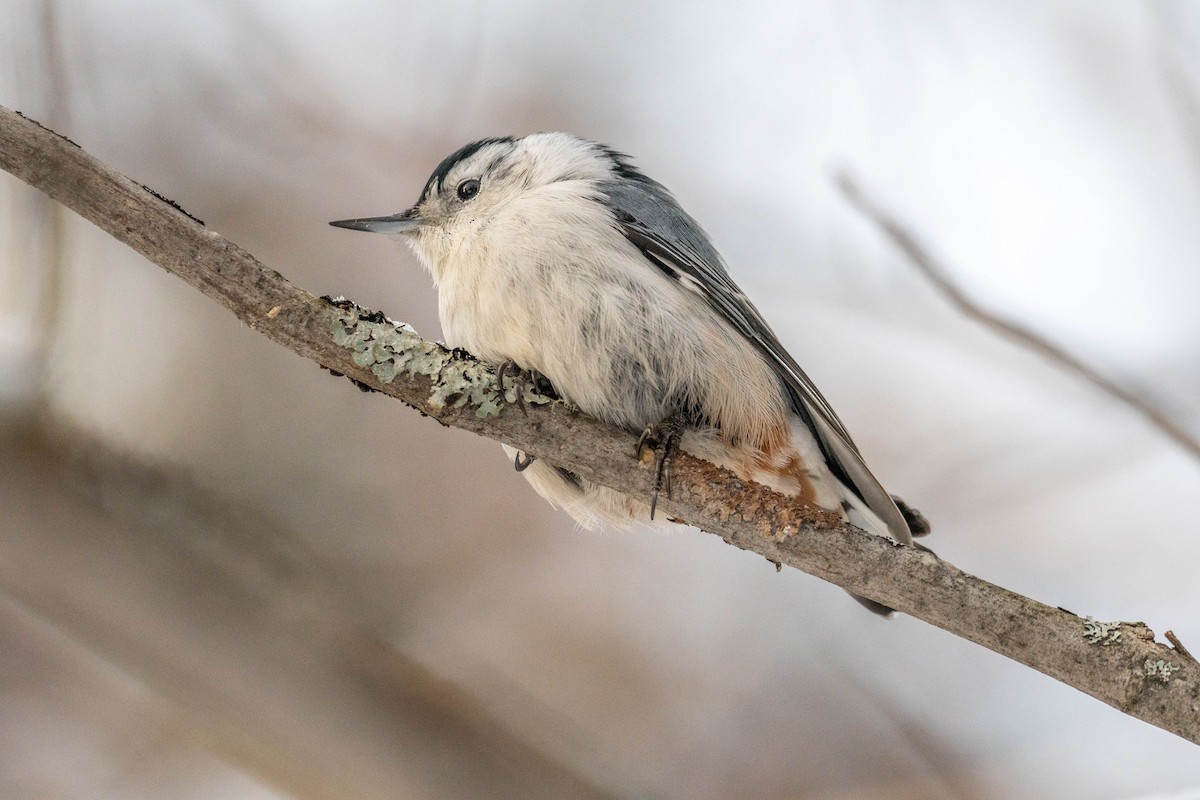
[2,104,1197,746]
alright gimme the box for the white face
[400,133,617,279]
[408,138,517,236]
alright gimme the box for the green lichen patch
[429,356,508,417]
[1141,658,1180,684]
[328,305,556,419]
[1083,617,1122,646]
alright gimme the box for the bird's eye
[456,178,481,201]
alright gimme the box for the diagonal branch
[836,170,1200,463]
[2,104,1197,746]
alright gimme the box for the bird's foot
[494,360,559,417]
[513,450,536,472]
[637,414,687,520]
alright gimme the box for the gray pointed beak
[329,207,422,234]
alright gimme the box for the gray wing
[600,177,913,544]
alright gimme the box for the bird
[331,133,926,611]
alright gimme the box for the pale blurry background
[3,1,1200,798]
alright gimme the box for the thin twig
[836,171,1200,463]
[1167,630,1197,663]
[1,105,1197,746]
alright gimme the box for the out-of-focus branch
[836,170,1200,463]
[2,105,1197,747]
[1,419,617,800]
[32,0,70,399]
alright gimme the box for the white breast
[417,182,788,445]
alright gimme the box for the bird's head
[330,132,639,279]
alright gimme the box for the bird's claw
[637,416,684,520]
[494,360,528,417]
[513,450,536,472]
[494,360,558,417]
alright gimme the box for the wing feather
[600,177,912,544]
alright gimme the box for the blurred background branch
[837,170,1200,463]
[0,417,618,800]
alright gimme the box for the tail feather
[839,483,895,541]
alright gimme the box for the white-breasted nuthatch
[331,133,926,611]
